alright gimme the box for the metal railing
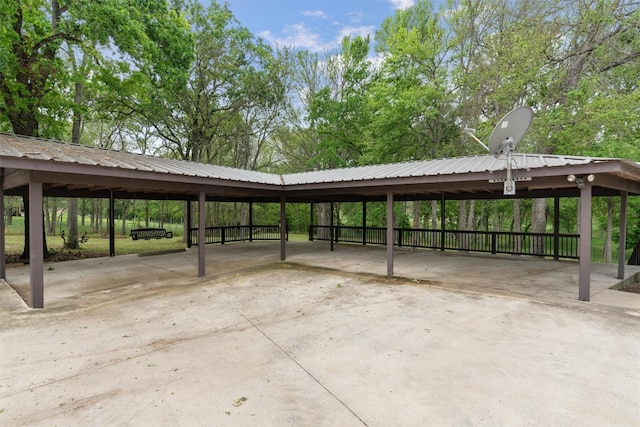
[309,225,579,259]
[190,225,285,246]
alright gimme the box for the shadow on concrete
[3,241,640,311]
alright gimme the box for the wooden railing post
[492,232,497,254]
[249,202,253,242]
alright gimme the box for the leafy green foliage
[145,0,288,169]
[0,0,193,137]
[366,0,460,163]
[308,36,372,169]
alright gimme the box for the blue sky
[220,0,418,52]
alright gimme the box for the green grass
[3,232,312,258]
[3,216,184,238]
[4,234,186,256]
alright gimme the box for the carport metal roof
[1,133,640,202]
[2,132,640,308]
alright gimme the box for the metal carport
[1,133,640,307]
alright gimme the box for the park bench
[130,228,173,240]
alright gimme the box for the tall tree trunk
[66,199,79,248]
[467,200,477,247]
[430,200,439,248]
[49,198,58,236]
[412,201,421,247]
[412,201,421,228]
[121,202,127,235]
[81,199,86,227]
[467,200,476,230]
[317,203,330,240]
[44,198,51,236]
[90,199,95,230]
[531,198,547,256]
[96,199,103,234]
[458,200,468,250]
[5,197,13,226]
[430,200,438,229]
[513,199,522,253]
[458,200,467,230]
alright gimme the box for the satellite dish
[463,106,534,195]
[488,106,533,155]
[478,106,534,196]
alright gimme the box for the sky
[219,0,418,52]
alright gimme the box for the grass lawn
[3,232,311,261]
[4,234,186,259]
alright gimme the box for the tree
[273,49,326,173]
[133,0,287,169]
[446,0,639,255]
[370,0,460,231]
[1,0,193,257]
[0,0,193,137]
[368,0,460,164]
[309,35,373,169]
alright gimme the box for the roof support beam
[29,176,44,308]
[109,191,115,257]
[280,196,286,261]
[387,191,394,277]
[0,169,5,281]
[2,169,29,190]
[198,191,206,277]
[592,174,640,194]
[579,183,592,301]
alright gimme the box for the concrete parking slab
[1,242,640,425]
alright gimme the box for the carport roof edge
[1,133,639,194]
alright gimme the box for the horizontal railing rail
[190,225,285,246]
[309,225,579,259]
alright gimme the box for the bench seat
[130,228,173,240]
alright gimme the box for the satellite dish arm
[464,129,489,152]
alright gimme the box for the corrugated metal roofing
[0,133,623,187]
[0,133,281,185]
[282,153,608,185]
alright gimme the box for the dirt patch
[618,281,640,294]
[5,250,107,265]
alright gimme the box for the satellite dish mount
[467,106,533,196]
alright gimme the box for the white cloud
[348,9,364,24]
[388,0,415,10]
[335,25,376,43]
[301,9,328,19]
[258,21,375,53]
[259,23,330,52]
